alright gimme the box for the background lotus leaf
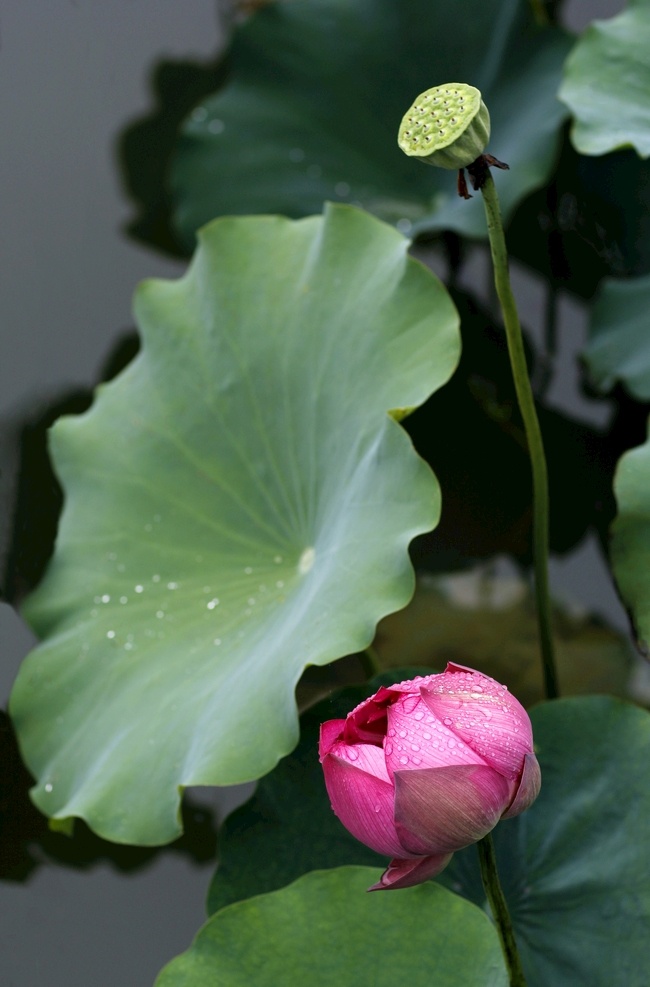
[9,204,459,844]
[170,0,571,249]
[157,867,507,987]
[584,274,650,400]
[206,691,650,987]
[611,427,650,652]
[560,0,650,158]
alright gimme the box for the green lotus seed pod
[397,83,490,170]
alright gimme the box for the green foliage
[612,429,650,653]
[206,692,650,987]
[9,206,459,844]
[157,867,507,987]
[585,274,650,399]
[439,697,650,987]
[170,0,570,248]
[560,0,650,157]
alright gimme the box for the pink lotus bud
[319,663,540,891]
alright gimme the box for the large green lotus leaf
[206,691,650,986]
[560,0,650,158]
[170,0,571,249]
[611,428,650,651]
[9,205,460,845]
[438,697,650,986]
[156,867,507,987]
[584,274,650,400]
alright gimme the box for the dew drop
[135,585,144,594]
[443,717,453,726]
[244,567,253,575]
[385,742,393,756]
[167,581,178,590]
[422,731,432,740]
[101,594,111,604]
[214,638,221,646]
[347,749,358,761]
[399,755,409,765]
[156,610,165,619]
[414,711,424,721]
[207,598,220,610]
[106,630,116,639]
[335,181,350,197]
[208,118,224,134]
[44,783,53,793]
[398,730,407,739]
[374,804,381,813]
[411,744,420,752]
[120,596,128,604]
[388,728,396,738]
[289,147,305,162]
[274,555,283,564]
[152,574,161,583]
[247,597,256,606]
[412,756,422,766]
[276,580,284,589]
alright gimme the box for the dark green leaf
[170,0,571,248]
[157,867,507,987]
[439,697,650,987]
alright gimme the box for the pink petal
[321,752,408,858]
[384,693,487,778]
[393,764,513,855]
[342,676,440,744]
[420,666,533,780]
[501,751,541,819]
[319,719,346,759]
[367,852,453,891]
[327,739,392,784]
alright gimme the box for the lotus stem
[479,170,559,701]
[477,833,528,987]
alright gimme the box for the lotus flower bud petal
[393,764,513,855]
[319,664,540,891]
[368,852,453,892]
[321,750,408,858]
[420,662,534,780]
[501,751,542,819]
[397,83,490,170]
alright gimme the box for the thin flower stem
[358,646,381,680]
[478,833,527,987]
[479,172,559,700]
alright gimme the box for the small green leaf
[156,867,507,987]
[560,0,650,157]
[9,205,459,845]
[584,274,650,400]
[171,0,570,246]
[612,428,650,651]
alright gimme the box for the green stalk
[478,833,528,987]
[480,172,559,700]
[358,645,381,680]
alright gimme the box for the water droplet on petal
[347,749,358,761]
[399,755,409,765]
